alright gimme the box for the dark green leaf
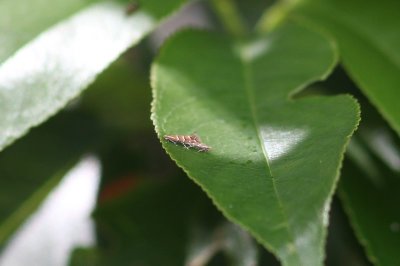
[294,0,400,135]
[186,221,258,266]
[81,58,153,132]
[68,248,99,266]
[325,199,373,266]
[220,223,259,266]
[340,132,400,266]
[152,23,359,265]
[0,0,186,151]
[94,177,222,266]
[0,112,99,245]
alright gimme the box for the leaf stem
[255,0,301,34]
[209,0,247,38]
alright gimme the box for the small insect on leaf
[164,134,211,152]
[126,1,140,15]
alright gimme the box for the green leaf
[0,112,99,245]
[0,0,96,63]
[326,200,373,266]
[219,223,259,266]
[293,0,400,136]
[81,58,153,132]
[186,222,258,266]
[151,23,360,266]
[0,156,100,265]
[94,177,222,266]
[0,0,186,152]
[68,248,99,266]
[340,132,400,265]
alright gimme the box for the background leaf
[152,23,359,265]
[93,176,242,266]
[185,221,259,266]
[339,102,400,266]
[0,156,100,266]
[81,57,153,132]
[0,0,186,152]
[294,0,400,135]
[325,198,373,266]
[0,0,96,62]
[0,111,99,246]
[341,144,400,266]
[0,46,162,249]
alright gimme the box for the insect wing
[163,134,211,152]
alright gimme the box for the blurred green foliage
[1,0,400,265]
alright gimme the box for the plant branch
[255,0,300,34]
[209,0,247,38]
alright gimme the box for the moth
[164,134,211,152]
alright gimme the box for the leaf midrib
[240,50,303,264]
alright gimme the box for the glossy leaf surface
[0,0,96,63]
[152,23,360,265]
[0,0,186,151]
[294,0,400,135]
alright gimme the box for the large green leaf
[293,0,400,135]
[152,23,360,265]
[0,0,186,152]
[0,0,97,63]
